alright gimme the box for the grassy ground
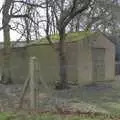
[0,112,117,120]
[36,78,120,117]
[1,77,120,119]
[35,79,120,115]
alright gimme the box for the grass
[31,31,94,44]
[0,112,116,120]
[0,112,15,120]
[1,80,120,119]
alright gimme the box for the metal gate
[92,48,105,81]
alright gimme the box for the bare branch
[14,0,46,8]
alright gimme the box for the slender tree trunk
[1,0,13,84]
[25,0,31,43]
[2,25,12,83]
[70,20,74,32]
[56,31,68,89]
[75,16,80,32]
[51,11,56,34]
[25,17,31,43]
[46,0,50,41]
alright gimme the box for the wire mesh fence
[0,56,119,114]
[18,56,57,111]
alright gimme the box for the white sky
[0,0,19,42]
[0,0,120,42]
[0,0,4,42]
[0,0,46,42]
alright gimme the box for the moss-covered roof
[29,31,95,45]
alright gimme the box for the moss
[30,31,94,45]
[65,31,93,42]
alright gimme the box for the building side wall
[0,48,28,83]
[27,45,59,85]
[0,45,59,85]
[90,34,115,81]
[65,42,78,84]
[0,33,115,85]
[10,48,28,83]
[77,39,93,85]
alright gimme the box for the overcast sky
[0,0,120,42]
[0,0,46,42]
[0,0,21,42]
[0,0,4,42]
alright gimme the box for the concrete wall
[90,33,115,81]
[10,47,28,83]
[0,33,115,85]
[27,44,59,85]
[65,42,78,84]
[0,48,28,83]
[77,39,93,85]
[0,45,59,85]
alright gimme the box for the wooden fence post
[29,56,36,110]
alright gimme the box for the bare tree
[49,0,92,89]
[66,0,120,34]
[1,0,14,83]
[0,0,45,83]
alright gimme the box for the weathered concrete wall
[65,42,78,84]
[90,33,115,81]
[0,33,115,85]
[77,39,93,85]
[27,44,59,85]
[0,48,28,83]
[0,45,59,85]
[10,47,28,83]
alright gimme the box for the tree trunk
[25,0,31,43]
[1,0,13,84]
[46,0,50,41]
[25,17,31,43]
[2,25,12,84]
[75,16,80,32]
[56,32,68,89]
[70,20,74,32]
